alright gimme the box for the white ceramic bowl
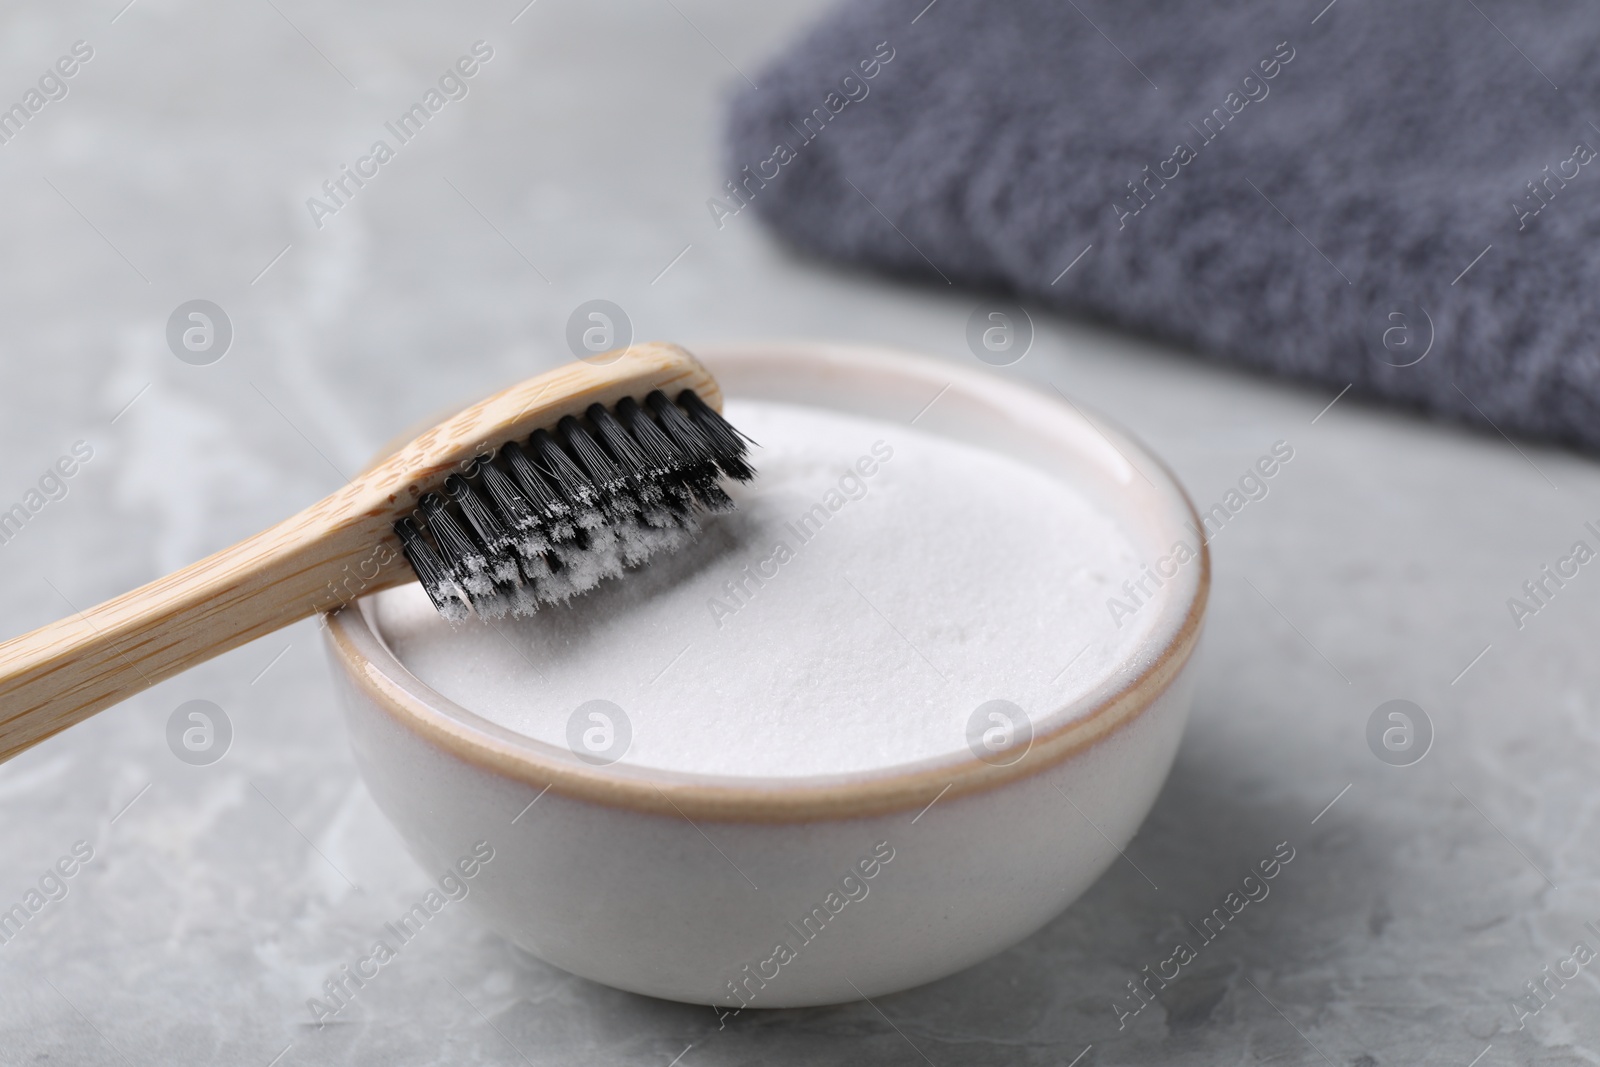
[323,341,1208,1008]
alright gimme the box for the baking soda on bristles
[372,399,1160,779]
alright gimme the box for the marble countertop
[1,1,1596,1064]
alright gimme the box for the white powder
[368,399,1155,779]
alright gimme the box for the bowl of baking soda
[324,340,1208,1008]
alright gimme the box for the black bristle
[398,386,755,620]
[418,492,506,617]
[677,388,756,482]
[559,415,624,487]
[529,429,602,519]
[644,389,713,458]
[645,391,735,512]
[445,472,516,558]
[608,398,692,521]
[686,473,734,513]
[418,493,483,576]
[500,440,574,537]
[476,458,551,556]
[613,396,679,471]
[587,403,655,484]
[558,415,635,519]
[394,518,470,620]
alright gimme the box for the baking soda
[370,399,1154,778]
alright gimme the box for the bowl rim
[324,341,1209,823]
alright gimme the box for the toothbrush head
[392,386,755,620]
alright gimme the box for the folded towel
[724,0,1600,452]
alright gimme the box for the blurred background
[1,1,1597,1064]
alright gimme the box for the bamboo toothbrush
[0,342,754,764]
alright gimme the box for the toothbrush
[0,342,754,764]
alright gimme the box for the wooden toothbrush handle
[0,341,722,764]
[0,503,412,763]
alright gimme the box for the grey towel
[723,0,1600,451]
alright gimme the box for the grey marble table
[0,1,1595,1064]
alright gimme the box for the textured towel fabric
[723,0,1600,451]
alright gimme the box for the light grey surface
[0,2,1595,1065]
